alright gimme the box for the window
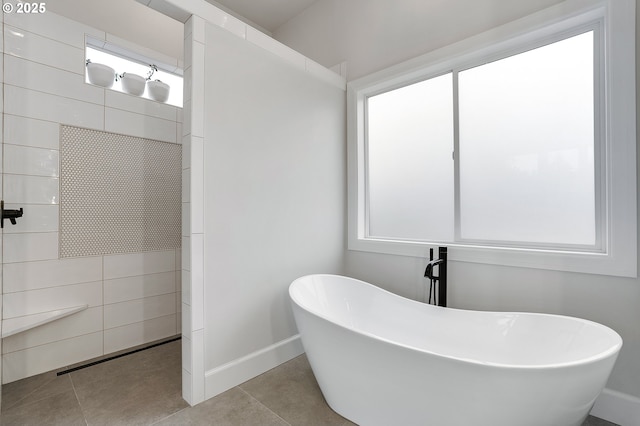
[367,73,454,243]
[85,37,184,107]
[348,0,636,277]
[458,31,597,249]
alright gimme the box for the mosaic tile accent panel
[60,126,181,258]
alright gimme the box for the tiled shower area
[1,9,183,385]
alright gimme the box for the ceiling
[44,0,319,62]
[205,0,318,33]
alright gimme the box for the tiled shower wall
[1,11,183,383]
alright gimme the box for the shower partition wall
[178,5,346,405]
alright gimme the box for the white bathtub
[289,274,622,426]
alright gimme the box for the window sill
[348,237,636,278]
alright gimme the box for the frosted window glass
[458,32,595,246]
[367,74,454,241]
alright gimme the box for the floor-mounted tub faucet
[424,247,448,307]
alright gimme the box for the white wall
[1,10,183,384]
[202,20,345,381]
[172,0,346,405]
[178,1,346,405]
[274,0,640,422]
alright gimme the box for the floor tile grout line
[69,374,90,426]
[236,385,292,426]
[148,406,190,426]
[0,374,58,412]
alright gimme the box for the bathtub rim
[289,273,623,371]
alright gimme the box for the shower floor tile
[0,338,620,425]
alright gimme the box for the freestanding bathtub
[289,274,622,426]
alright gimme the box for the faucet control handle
[1,200,24,228]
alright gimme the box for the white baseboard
[204,334,304,400]
[591,388,640,426]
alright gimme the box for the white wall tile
[4,115,60,150]
[192,328,205,403]
[182,202,190,237]
[4,86,104,130]
[181,303,191,337]
[105,90,177,121]
[182,237,190,271]
[175,248,182,271]
[190,42,205,138]
[0,9,4,51]
[206,9,246,40]
[182,332,192,373]
[176,122,183,144]
[5,55,104,105]
[3,144,59,177]
[176,104,184,124]
[184,15,194,40]
[103,314,177,354]
[2,307,103,354]
[0,74,3,114]
[3,257,102,293]
[182,135,191,170]
[3,174,58,204]
[104,293,176,329]
[180,67,192,106]
[148,0,192,24]
[182,101,192,137]
[105,107,177,143]
[183,36,193,71]
[182,270,191,305]
[4,9,104,48]
[182,368,193,405]
[4,25,84,74]
[103,250,176,280]
[182,168,190,203]
[3,281,102,318]
[2,332,103,384]
[191,16,206,43]
[190,136,203,233]
[191,234,204,331]
[2,204,58,234]
[2,232,58,263]
[104,271,176,304]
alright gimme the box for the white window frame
[347,0,636,277]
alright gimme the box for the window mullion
[453,70,461,243]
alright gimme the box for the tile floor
[0,337,618,425]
